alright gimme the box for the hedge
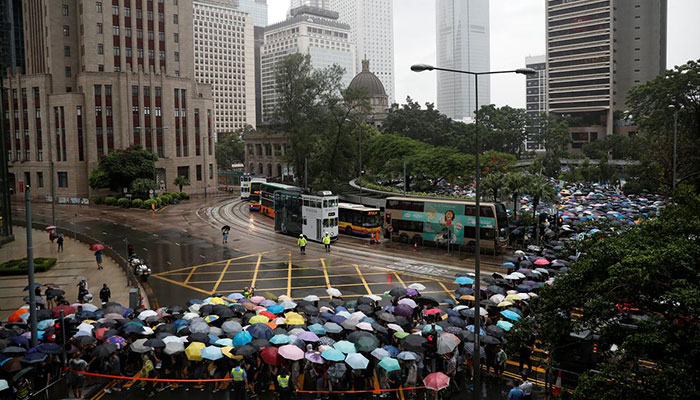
[131,198,144,208]
[143,199,157,209]
[180,191,189,200]
[117,198,131,208]
[104,196,116,206]
[92,196,104,205]
[160,194,173,204]
[169,192,181,200]
[0,258,57,276]
[155,197,163,207]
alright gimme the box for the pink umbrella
[534,258,550,266]
[278,344,304,360]
[423,372,450,391]
[250,296,265,304]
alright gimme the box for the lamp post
[667,104,682,194]
[411,63,535,399]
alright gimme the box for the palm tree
[481,172,504,202]
[503,172,530,221]
[526,175,557,245]
[173,176,190,193]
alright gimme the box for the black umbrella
[455,287,473,296]
[101,329,120,339]
[447,317,466,328]
[74,336,97,346]
[485,325,506,338]
[481,335,501,345]
[144,338,166,348]
[167,306,184,315]
[23,283,42,291]
[2,346,26,355]
[215,307,235,318]
[371,323,388,334]
[402,335,426,353]
[327,363,347,379]
[103,304,124,315]
[199,305,214,315]
[0,329,18,339]
[377,312,397,323]
[415,297,440,307]
[155,324,176,334]
[389,287,407,297]
[487,285,506,295]
[235,344,257,356]
[356,297,374,306]
[296,300,312,308]
[91,343,118,358]
[329,299,344,308]
[301,305,319,315]
[36,309,52,321]
[251,338,271,349]
[188,333,209,343]
[357,304,374,315]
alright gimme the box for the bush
[155,197,163,207]
[169,192,180,200]
[131,198,144,208]
[104,196,116,206]
[117,198,131,208]
[143,199,157,209]
[92,196,103,205]
[160,194,173,204]
[0,258,57,275]
[179,191,189,200]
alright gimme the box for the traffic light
[385,213,391,225]
[53,318,66,345]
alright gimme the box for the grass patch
[0,258,58,276]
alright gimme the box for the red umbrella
[52,305,76,318]
[534,258,550,266]
[259,311,276,320]
[260,346,282,366]
[423,372,450,391]
[90,244,105,251]
[423,308,442,316]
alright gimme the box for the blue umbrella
[37,319,55,330]
[267,305,284,314]
[334,340,356,354]
[397,351,418,361]
[383,345,400,357]
[270,334,291,345]
[21,352,47,364]
[321,348,345,361]
[36,343,62,354]
[378,357,400,372]
[501,262,515,268]
[186,299,203,307]
[330,315,346,324]
[215,338,233,347]
[454,277,474,285]
[248,323,273,340]
[173,319,189,328]
[320,312,335,321]
[207,334,220,344]
[500,310,521,321]
[227,293,244,300]
[496,321,513,331]
[9,336,29,346]
[124,324,144,334]
[466,325,486,336]
[233,331,252,346]
[308,324,326,335]
[201,346,223,361]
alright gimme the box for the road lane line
[354,264,373,294]
[211,259,233,294]
[393,272,406,288]
[142,247,148,252]
[320,259,331,289]
[184,266,199,284]
[287,252,293,297]
[150,274,212,296]
[436,279,456,300]
[250,254,262,287]
[175,242,181,246]
[200,255,207,259]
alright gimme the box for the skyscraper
[328,0,395,104]
[194,1,256,136]
[237,0,268,27]
[236,0,268,124]
[2,0,215,198]
[525,55,547,153]
[546,0,666,149]
[260,6,354,119]
[435,0,490,121]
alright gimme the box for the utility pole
[304,157,308,192]
[25,186,38,347]
[50,161,56,226]
[403,161,407,195]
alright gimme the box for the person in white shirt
[519,372,533,400]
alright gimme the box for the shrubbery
[0,258,57,275]
[180,191,189,200]
[92,196,103,205]
[143,199,157,209]
[131,198,144,208]
[117,198,131,208]
[160,194,173,204]
[104,196,116,206]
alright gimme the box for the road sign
[149,189,154,194]
[123,187,128,194]
[387,225,394,233]
[445,210,455,227]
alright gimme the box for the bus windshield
[362,211,381,227]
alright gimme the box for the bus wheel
[345,226,353,235]
[399,233,409,244]
[466,241,476,253]
[412,236,423,246]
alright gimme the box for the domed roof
[348,60,387,98]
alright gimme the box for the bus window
[465,205,477,216]
[480,206,494,217]
[481,228,495,240]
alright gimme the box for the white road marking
[142,247,149,252]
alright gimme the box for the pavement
[0,226,140,320]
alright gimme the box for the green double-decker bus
[384,196,509,251]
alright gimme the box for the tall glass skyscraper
[435,0,490,121]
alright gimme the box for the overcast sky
[267,0,700,109]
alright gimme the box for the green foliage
[88,145,157,191]
[531,153,562,178]
[582,134,642,160]
[381,97,464,148]
[626,59,700,192]
[117,198,130,208]
[173,176,189,192]
[0,258,57,275]
[143,199,157,209]
[481,172,505,202]
[216,129,246,169]
[131,198,144,208]
[526,175,557,220]
[525,191,700,399]
[528,112,571,156]
[481,150,516,175]
[155,197,163,207]
[503,172,532,220]
[160,194,173,204]
[169,192,181,200]
[92,196,103,205]
[104,196,116,206]
[476,105,530,159]
[180,191,189,200]
[130,178,156,199]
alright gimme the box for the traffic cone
[413,242,418,252]
[552,370,563,397]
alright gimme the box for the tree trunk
[532,197,539,246]
[179,184,183,192]
[512,193,518,221]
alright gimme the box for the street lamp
[412,63,535,399]
[667,104,683,194]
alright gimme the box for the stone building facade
[243,130,292,180]
[3,0,215,200]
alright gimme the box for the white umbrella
[138,310,158,320]
[408,283,426,291]
[130,338,152,353]
[183,312,199,320]
[387,323,403,332]
[164,341,184,355]
[162,336,186,344]
[303,295,320,302]
[326,288,342,297]
[489,294,505,303]
[349,311,366,321]
[77,322,94,332]
[363,294,382,302]
[356,322,373,331]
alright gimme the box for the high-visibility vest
[231,367,245,381]
[298,238,307,247]
[277,374,290,388]
[322,236,330,245]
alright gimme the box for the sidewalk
[0,226,137,320]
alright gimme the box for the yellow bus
[338,203,381,237]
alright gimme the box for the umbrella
[185,342,205,361]
[105,336,126,349]
[481,335,501,345]
[371,348,390,360]
[214,338,234,347]
[402,335,426,352]
[278,344,304,360]
[500,310,521,321]
[144,338,165,348]
[408,283,426,291]
[270,334,291,345]
[397,298,417,309]
[233,331,253,346]
[454,277,474,285]
[164,342,185,355]
[90,244,105,251]
[267,305,284,314]
[318,337,336,346]
[334,340,356,354]
[485,325,506,338]
[51,305,75,318]
[74,336,97,346]
[304,295,320,302]
[423,372,450,391]
[355,335,379,352]
[130,339,152,353]
[248,323,273,339]
[496,321,514,331]
[234,345,257,356]
[378,357,400,372]
[377,312,398,322]
[21,352,47,364]
[393,305,413,317]
[201,346,223,361]
[437,336,458,354]
[91,343,117,359]
[305,351,324,364]
[327,363,347,380]
[326,288,342,298]
[222,321,243,335]
[36,343,61,354]
[23,283,42,291]
[261,347,283,366]
[323,322,343,334]
[397,351,418,361]
[389,287,407,297]
[308,324,326,335]
[297,331,319,342]
[345,353,369,370]
[321,348,345,361]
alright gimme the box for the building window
[96,2,102,13]
[62,4,69,16]
[125,27,131,37]
[174,33,178,43]
[98,64,104,71]
[159,31,165,41]
[173,14,178,24]
[174,51,179,61]
[65,67,71,77]
[114,46,120,56]
[209,164,213,180]
[124,7,131,17]
[97,23,103,34]
[63,25,69,36]
[113,26,119,36]
[112,5,119,15]
[196,165,202,181]
[97,44,103,54]
[37,172,44,188]
[57,172,68,188]
[64,46,70,56]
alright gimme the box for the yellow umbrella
[82,319,98,324]
[284,312,305,325]
[460,295,475,301]
[505,294,522,302]
[249,315,270,324]
[497,301,514,307]
[185,342,205,361]
[207,297,227,305]
[221,346,243,360]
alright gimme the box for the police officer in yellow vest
[297,234,307,255]
[322,232,331,253]
[276,367,292,400]
[230,360,248,400]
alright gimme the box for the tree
[173,176,189,193]
[380,97,461,148]
[481,150,516,175]
[476,105,530,159]
[626,59,700,191]
[481,173,504,202]
[215,129,246,170]
[517,191,700,399]
[130,178,155,198]
[503,172,531,221]
[525,175,557,245]
[88,145,157,192]
[530,112,571,156]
